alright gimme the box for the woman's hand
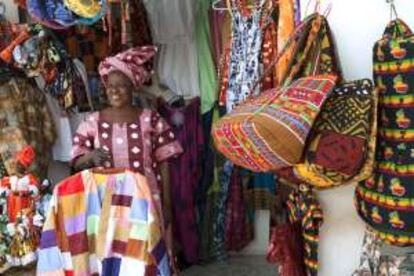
[73,148,111,171]
[87,148,111,167]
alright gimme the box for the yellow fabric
[294,88,379,189]
[64,0,102,18]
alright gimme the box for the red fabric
[275,167,303,185]
[16,145,35,168]
[14,0,26,8]
[267,222,306,276]
[225,169,253,251]
[99,46,156,88]
[8,193,31,222]
[57,174,85,196]
[314,131,365,176]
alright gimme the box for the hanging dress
[158,98,204,264]
[225,0,265,112]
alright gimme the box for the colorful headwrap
[98,46,157,88]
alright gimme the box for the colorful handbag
[355,19,414,246]
[293,79,378,189]
[212,75,336,172]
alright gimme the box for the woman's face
[106,71,133,108]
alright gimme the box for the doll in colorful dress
[0,146,47,267]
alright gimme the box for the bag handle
[248,14,316,95]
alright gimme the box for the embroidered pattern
[212,76,336,172]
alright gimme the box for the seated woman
[71,46,183,274]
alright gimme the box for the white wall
[244,1,414,276]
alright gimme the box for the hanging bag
[293,79,379,189]
[212,13,341,172]
[355,19,414,246]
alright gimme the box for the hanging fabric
[144,0,200,98]
[158,98,204,265]
[224,167,254,251]
[196,0,219,114]
[352,227,414,275]
[0,78,56,180]
[286,186,323,276]
[267,220,306,276]
[222,0,266,112]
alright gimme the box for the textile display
[144,0,200,98]
[275,13,343,88]
[65,26,109,73]
[220,0,266,112]
[27,0,106,28]
[286,187,323,276]
[272,12,344,186]
[245,172,277,211]
[212,75,336,172]
[199,159,232,263]
[196,0,219,114]
[260,0,278,90]
[1,25,92,111]
[0,78,56,180]
[267,221,306,276]
[158,98,204,264]
[105,0,153,55]
[355,19,414,246]
[294,79,378,189]
[224,167,254,252]
[353,228,414,275]
[37,169,170,275]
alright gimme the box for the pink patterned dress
[71,109,183,203]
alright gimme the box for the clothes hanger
[304,0,321,16]
[212,0,255,11]
[386,0,398,20]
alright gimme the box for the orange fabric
[275,0,296,86]
[0,30,30,63]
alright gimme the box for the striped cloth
[287,187,323,276]
[37,169,170,276]
[355,19,414,246]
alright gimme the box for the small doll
[0,146,46,268]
